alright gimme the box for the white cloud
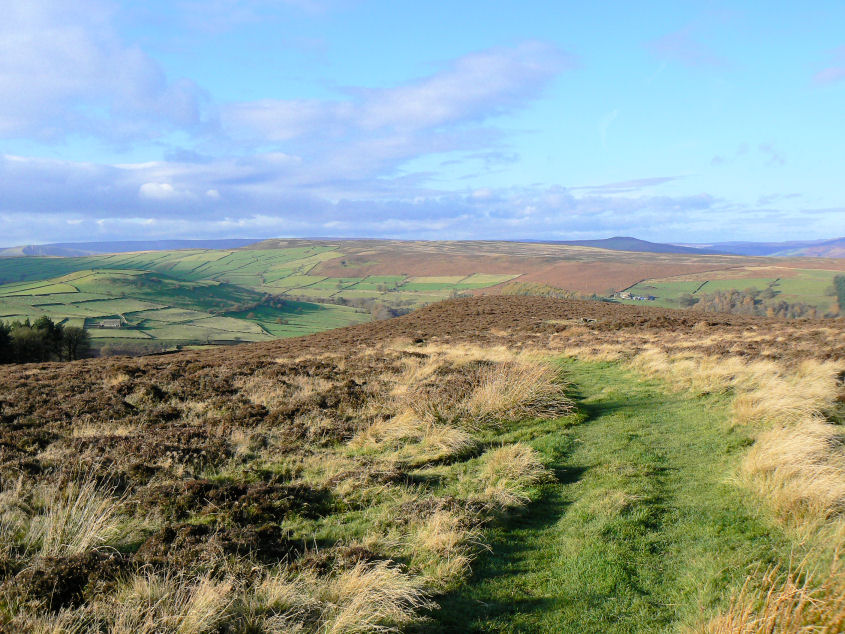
[222,42,571,141]
[139,182,184,200]
[0,0,207,141]
[5,149,838,245]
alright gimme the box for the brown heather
[0,296,842,630]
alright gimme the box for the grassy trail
[425,359,789,633]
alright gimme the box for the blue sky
[1,1,843,245]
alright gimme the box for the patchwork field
[0,268,369,351]
[1,240,842,354]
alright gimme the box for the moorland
[0,239,843,356]
[0,295,842,631]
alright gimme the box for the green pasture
[0,265,370,348]
[0,246,341,289]
[349,275,406,290]
[227,301,370,337]
[626,269,837,312]
[407,275,466,284]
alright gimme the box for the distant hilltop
[1,236,843,258]
[533,236,731,255]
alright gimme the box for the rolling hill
[692,236,845,258]
[0,295,842,630]
[1,239,843,355]
[0,238,261,257]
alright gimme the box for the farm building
[98,319,123,329]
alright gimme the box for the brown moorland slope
[2,296,842,481]
[250,239,845,295]
[254,240,845,293]
[1,296,843,630]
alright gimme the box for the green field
[0,245,524,352]
[625,269,839,314]
[0,266,370,351]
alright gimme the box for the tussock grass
[112,572,235,634]
[463,361,573,426]
[384,343,573,428]
[24,476,130,558]
[9,564,430,633]
[409,510,483,589]
[353,413,479,466]
[476,443,552,510]
[700,560,845,634]
[740,420,845,526]
[318,561,433,633]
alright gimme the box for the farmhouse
[98,319,123,329]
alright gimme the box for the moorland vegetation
[0,296,842,631]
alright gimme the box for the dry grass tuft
[318,561,433,633]
[410,510,483,588]
[700,560,845,633]
[740,420,845,526]
[24,476,129,558]
[354,413,479,465]
[476,443,551,509]
[463,361,573,426]
[111,571,235,634]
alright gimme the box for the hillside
[0,269,368,352]
[1,240,843,356]
[781,237,845,258]
[0,239,262,257]
[541,235,730,254]
[0,296,842,631]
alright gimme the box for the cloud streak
[814,45,845,84]
[647,27,727,68]
[4,152,835,246]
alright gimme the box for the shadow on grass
[414,464,585,632]
[413,386,591,634]
[414,372,667,632]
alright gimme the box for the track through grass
[425,358,791,633]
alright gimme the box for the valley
[0,240,842,356]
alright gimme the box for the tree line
[679,288,830,319]
[0,317,90,364]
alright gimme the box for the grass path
[423,359,789,632]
